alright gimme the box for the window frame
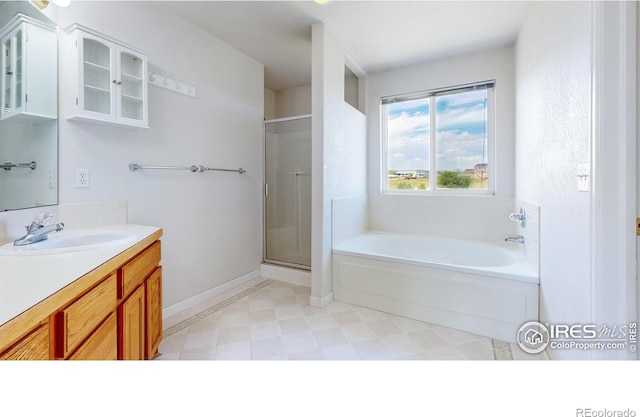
[381,80,496,195]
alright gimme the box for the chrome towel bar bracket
[2,161,36,171]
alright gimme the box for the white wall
[311,23,367,306]
[0,1,265,312]
[265,85,311,121]
[264,87,276,120]
[366,46,515,197]
[515,2,592,359]
[589,1,636,360]
[275,84,311,119]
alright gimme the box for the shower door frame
[263,114,312,271]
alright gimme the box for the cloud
[385,91,488,172]
[437,130,487,171]
[436,91,487,132]
[387,109,430,170]
[388,111,429,141]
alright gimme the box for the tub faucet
[504,235,524,244]
[13,212,64,246]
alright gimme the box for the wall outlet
[75,168,90,188]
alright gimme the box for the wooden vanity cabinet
[0,230,162,360]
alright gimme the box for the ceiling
[159,1,531,92]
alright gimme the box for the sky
[386,89,488,172]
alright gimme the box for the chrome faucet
[505,235,524,244]
[13,212,64,246]
[509,206,527,228]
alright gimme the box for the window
[344,65,359,110]
[382,81,494,193]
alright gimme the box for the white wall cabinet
[0,13,57,123]
[64,24,148,128]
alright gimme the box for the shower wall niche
[264,115,312,269]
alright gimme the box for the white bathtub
[332,232,539,343]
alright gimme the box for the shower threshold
[263,258,311,271]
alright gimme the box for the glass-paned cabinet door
[2,36,12,114]
[14,28,22,110]
[1,25,25,118]
[80,34,114,118]
[117,47,147,125]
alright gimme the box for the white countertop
[0,223,161,326]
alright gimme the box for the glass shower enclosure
[264,115,311,270]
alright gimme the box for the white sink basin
[0,229,138,256]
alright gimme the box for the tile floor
[156,278,548,360]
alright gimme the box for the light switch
[577,163,589,192]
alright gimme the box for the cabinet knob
[113,80,122,85]
[6,71,12,76]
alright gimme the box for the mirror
[0,1,58,211]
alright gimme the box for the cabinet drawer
[0,323,49,360]
[68,313,117,360]
[120,241,161,299]
[57,273,117,358]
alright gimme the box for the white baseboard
[162,269,261,319]
[260,263,311,287]
[309,291,333,308]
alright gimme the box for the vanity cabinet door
[119,284,145,360]
[0,323,49,360]
[145,267,162,359]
